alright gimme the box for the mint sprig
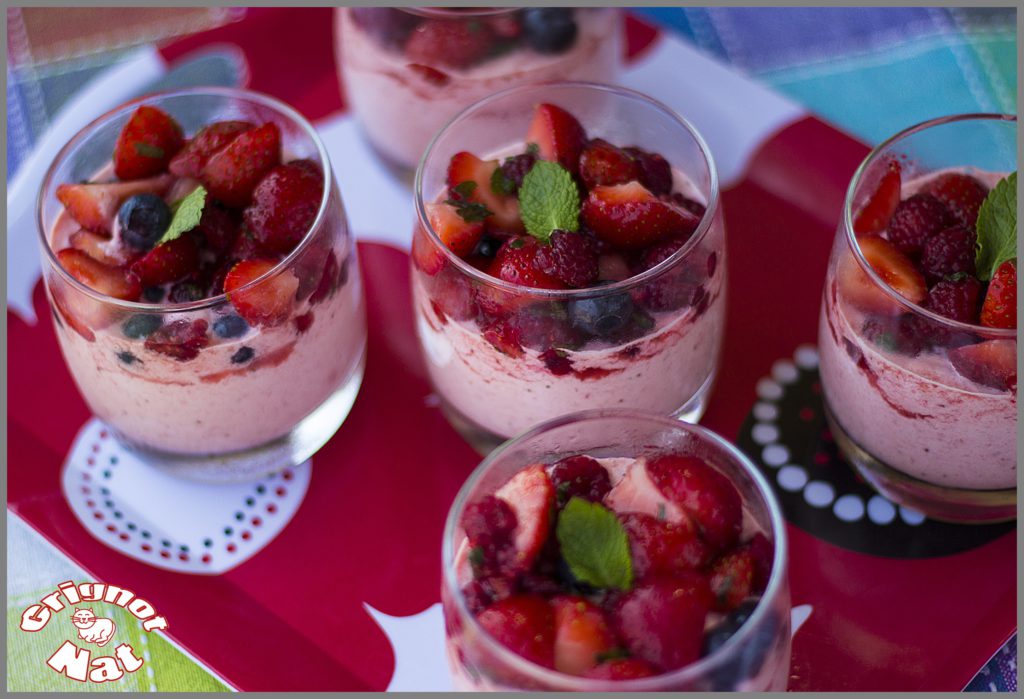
[556,497,633,592]
[518,160,580,243]
[157,185,207,246]
[975,171,1017,281]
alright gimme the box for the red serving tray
[8,9,1015,691]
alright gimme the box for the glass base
[824,402,1016,524]
[117,351,366,484]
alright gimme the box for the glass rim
[400,6,519,19]
[842,112,1017,338]
[37,86,333,314]
[440,408,789,690]
[414,81,721,299]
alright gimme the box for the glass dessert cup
[38,88,368,483]
[441,409,791,691]
[335,7,622,175]
[818,114,1017,523]
[413,82,726,455]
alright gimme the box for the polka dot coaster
[61,419,311,574]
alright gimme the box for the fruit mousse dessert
[39,91,366,475]
[819,138,1016,520]
[413,86,725,452]
[442,413,789,691]
[336,7,621,171]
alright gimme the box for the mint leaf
[490,166,516,196]
[444,197,492,223]
[975,171,1017,281]
[157,185,207,245]
[451,181,477,198]
[556,497,633,591]
[518,160,579,242]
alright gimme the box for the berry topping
[540,348,573,376]
[196,200,241,253]
[494,464,556,574]
[581,182,700,250]
[551,595,618,676]
[476,595,556,669]
[213,314,249,338]
[244,162,324,255]
[533,230,599,288]
[702,598,760,657]
[620,512,710,582]
[923,277,982,324]
[497,150,538,193]
[980,260,1016,329]
[923,172,989,228]
[131,235,200,287]
[550,456,612,506]
[404,19,493,70]
[526,103,587,175]
[121,314,162,339]
[489,237,565,289]
[462,494,519,580]
[838,236,927,315]
[56,175,173,234]
[425,201,486,258]
[624,147,673,196]
[853,159,901,236]
[885,193,951,257]
[169,120,254,178]
[568,292,635,338]
[408,63,450,86]
[579,139,640,190]
[113,105,184,180]
[56,248,142,301]
[522,8,578,54]
[201,122,281,208]
[482,317,525,357]
[447,151,521,232]
[69,229,136,266]
[224,259,299,327]
[949,339,1017,392]
[646,454,742,552]
[583,657,659,680]
[708,548,757,612]
[144,319,209,361]
[118,193,171,251]
[919,225,977,282]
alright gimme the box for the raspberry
[637,232,690,272]
[461,495,520,579]
[919,225,977,282]
[533,230,599,288]
[924,172,988,228]
[550,456,611,506]
[499,151,538,192]
[924,277,982,324]
[462,576,514,615]
[624,147,673,195]
[539,348,573,376]
[886,194,952,257]
[666,191,707,218]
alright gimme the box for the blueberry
[473,235,503,259]
[121,314,162,339]
[702,598,761,657]
[213,314,248,339]
[118,194,171,251]
[168,281,205,303]
[703,599,778,690]
[231,346,255,364]
[568,293,634,338]
[142,286,166,303]
[117,351,139,365]
[522,8,578,54]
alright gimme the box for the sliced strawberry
[646,454,742,552]
[131,235,200,287]
[481,317,525,357]
[488,237,565,289]
[113,105,184,179]
[583,658,659,680]
[579,138,641,190]
[708,548,756,612]
[853,159,901,236]
[620,512,711,582]
[169,120,255,178]
[49,286,98,341]
[949,339,1017,392]
[404,19,493,70]
[476,595,556,669]
[923,172,989,228]
[144,319,209,361]
[56,175,173,233]
[69,229,137,266]
[604,460,687,524]
[56,248,141,300]
[201,122,281,208]
[224,259,298,327]
[447,151,522,232]
[581,182,700,250]
[551,596,619,677]
[425,201,485,258]
[494,464,555,573]
[411,222,448,276]
[837,236,927,315]
[981,259,1016,329]
[526,103,587,175]
[245,162,324,255]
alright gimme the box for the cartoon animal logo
[70,608,116,647]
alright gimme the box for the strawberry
[482,317,524,357]
[131,235,201,287]
[307,251,343,305]
[224,258,299,327]
[949,339,1017,391]
[69,229,137,266]
[411,222,448,275]
[579,139,640,190]
[981,260,1016,329]
[244,162,324,255]
[49,286,98,341]
[494,464,556,574]
[56,248,141,300]
[532,230,599,288]
[447,151,522,233]
[923,172,989,228]
[476,595,556,669]
[583,658,659,680]
[196,201,241,253]
[526,103,587,174]
[604,459,687,524]
[425,201,485,259]
[56,175,173,233]
[708,548,756,612]
[581,182,700,250]
[610,574,712,671]
[489,237,565,289]
[623,147,673,196]
[169,120,254,178]
[646,454,742,552]
[201,122,281,208]
[837,236,927,315]
[431,269,479,323]
[551,596,619,676]
[404,19,493,69]
[144,319,209,361]
[853,159,901,236]
[113,105,184,179]
[620,512,711,582]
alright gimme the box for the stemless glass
[442,409,791,691]
[412,82,726,454]
[818,114,1017,523]
[335,7,622,173]
[38,88,367,483]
